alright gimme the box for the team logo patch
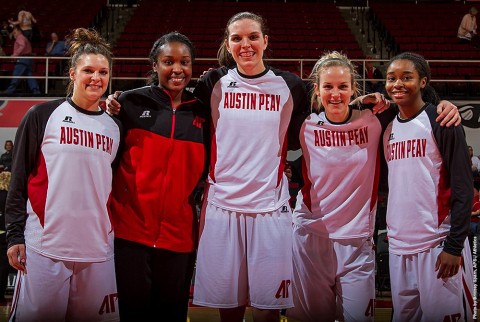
[227,81,238,88]
[281,205,289,213]
[140,110,151,118]
[388,133,395,141]
[192,116,205,128]
[62,116,74,124]
[99,293,118,315]
[460,103,480,129]
[317,121,324,126]
[275,280,291,299]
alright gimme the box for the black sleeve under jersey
[109,113,124,169]
[286,79,310,151]
[355,103,398,195]
[356,102,399,131]
[427,105,473,256]
[6,99,64,248]
[193,67,225,108]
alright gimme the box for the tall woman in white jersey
[383,52,474,322]
[287,51,462,322]
[192,12,309,322]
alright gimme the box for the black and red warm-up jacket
[109,85,208,253]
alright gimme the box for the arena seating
[2,0,106,82]
[2,1,478,98]
[3,0,105,52]
[369,2,480,97]
[113,0,364,77]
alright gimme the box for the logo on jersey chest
[313,126,369,147]
[386,138,427,161]
[192,116,205,128]
[59,126,115,155]
[140,110,151,118]
[223,92,281,111]
[62,116,75,124]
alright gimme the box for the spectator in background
[458,7,479,47]
[0,140,12,305]
[0,21,8,57]
[45,32,67,75]
[45,32,67,61]
[469,146,480,173]
[8,5,37,42]
[469,145,480,190]
[0,21,9,44]
[359,56,384,94]
[45,32,67,57]
[4,24,40,95]
[0,140,13,173]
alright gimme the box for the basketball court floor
[0,296,395,322]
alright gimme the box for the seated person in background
[45,32,66,57]
[458,7,479,47]
[470,146,480,173]
[359,56,384,94]
[469,146,480,190]
[0,140,13,172]
[45,32,67,75]
[0,140,12,304]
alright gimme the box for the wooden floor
[0,296,395,322]
[1,292,475,322]
[0,304,394,322]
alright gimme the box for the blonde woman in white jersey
[286,51,461,322]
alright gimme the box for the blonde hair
[470,7,478,15]
[308,51,360,112]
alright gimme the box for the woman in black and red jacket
[108,32,208,322]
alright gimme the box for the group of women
[2,9,474,322]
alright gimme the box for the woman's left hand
[361,92,391,114]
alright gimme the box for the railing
[1,56,479,98]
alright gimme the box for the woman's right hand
[106,91,123,115]
[7,243,27,273]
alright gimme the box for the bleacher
[1,0,479,99]
[3,0,104,52]
[112,0,364,78]
[2,0,106,82]
[369,2,480,98]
